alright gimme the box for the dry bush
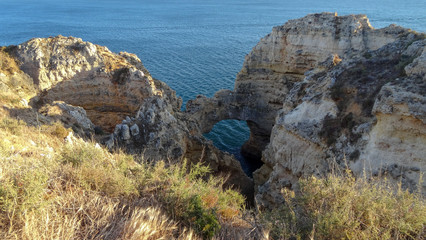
[137,160,247,238]
[2,179,199,240]
[259,171,426,240]
[0,113,248,239]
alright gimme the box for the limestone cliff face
[186,13,426,208]
[8,36,174,132]
[255,18,425,208]
[186,13,406,160]
[257,36,425,207]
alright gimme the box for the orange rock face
[10,36,163,132]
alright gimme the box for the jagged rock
[121,124,131,140]
[105,134,115,149]
[38,101,95,136]
[2,13,424,210]
[130,124,139,136]
[186,12,407,162]
[7,35,172,131]
[253,15,425,208]
[187,13,425,208]
[109,95,254,199]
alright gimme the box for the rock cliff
[186,13,426,208]
[7,36,181,132]
[186,13,405,161]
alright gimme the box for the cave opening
[203,119,263,177]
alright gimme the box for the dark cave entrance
[203,119,263,177]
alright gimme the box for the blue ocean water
[1,0,425,174]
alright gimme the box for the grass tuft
[260,171,425,240]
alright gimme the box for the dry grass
[2,180,198,240]
[259,170,426,240]
[3,74,422,240]
[2,109,424,240]
[0,48,20,76]
[0,44,252,239]
[0,48,36,108]
[0,112,249,239]
[95,45,129,72]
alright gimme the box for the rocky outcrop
[186,13,426,208]
[0,48,36,105]
[38,101,95,136]
[186,13,407,161]
[255,16,425,208]
[256,36,426,207]
[7,36,172,131]
[109,95,254,198]
[1,36,253,199]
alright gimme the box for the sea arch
[185,89,274,165]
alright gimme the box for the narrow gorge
[1,13,425,209]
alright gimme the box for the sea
[1,0,425,175]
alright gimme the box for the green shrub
[184,195,221,239]
[140,160,245,238]
[0,164,49,225]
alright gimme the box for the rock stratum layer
[186,13,426,208]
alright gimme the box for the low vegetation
[0,47,20,76]
[0,112,246,239]
[0,100,424,239]
[0,47,36,108]
[260,170,425,240]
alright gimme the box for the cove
[203,120,263,177]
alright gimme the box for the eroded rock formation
[7,36,173,132]
[186,13,406,161]
[186,13,426,208]
[108,94,254,198]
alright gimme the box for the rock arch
[186,88,280,163]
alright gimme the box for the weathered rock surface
[256,16,425,208]
[38,101,95,136]
[0,48,36,105]
[186,13,426,208]
[186,13,406,161]
[109,95,254,198]
[7,36,171,131]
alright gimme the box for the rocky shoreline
[1,12,425,208]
